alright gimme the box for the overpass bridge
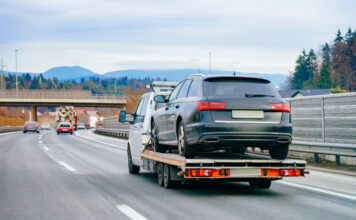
[0,90,126,121]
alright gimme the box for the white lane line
[39,140,43,144]
[44,146,50,151]
[117,204,147,220]
[39,136,42,139]
[0,131,22,136]
[278,180,356,201]
[58,161,76,172]
[75,132,126,150]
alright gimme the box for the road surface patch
[58,161,76,172]
[75,132,126,150]
[117,204,147,220]
[278,180,356,201]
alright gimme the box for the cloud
[0,0,355,74]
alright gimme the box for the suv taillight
[197,102,226,111]
[269,103,290,113]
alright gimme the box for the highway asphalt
[0,130,355,220]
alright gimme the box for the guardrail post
[335,155,340,166]
[314,153,319,163]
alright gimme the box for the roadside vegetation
[284,27,356,92]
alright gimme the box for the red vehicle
[56,122,73,135]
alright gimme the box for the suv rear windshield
[25,122,37,126]
[203,78,280,98]
[60,124,71,127]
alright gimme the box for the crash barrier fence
[98,92,356,166]
[286,92,356,165]
[0,126,23,134]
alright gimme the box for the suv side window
[177,80,192,99]
[187,80,198,97]
[169,81,184,102]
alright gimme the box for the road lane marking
[117,204,147,220]
[39,140,43,144]
[58,161,76,172]
[75,132,126,150]
[44,146,50,151]
[278,180,356,201]
[39,136,42,139]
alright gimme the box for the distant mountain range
[3,66,288,87]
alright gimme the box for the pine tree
[334,29,343,42]
[317,62,331,89]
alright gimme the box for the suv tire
[151,122,165,153]
[178,121,195,158]
[269,144,289,159]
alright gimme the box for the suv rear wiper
[245,94,275,98]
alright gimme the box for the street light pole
[15,49,18,97]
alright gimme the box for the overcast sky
[0,0,355,75]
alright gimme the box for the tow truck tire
[157,163,164,186]
[269,144,289,159]
[249,179,272,189]
[151,122,165,153]
[178,121,195,158]
[163,164,177,189]
[127,145,140,174]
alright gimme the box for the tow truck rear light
[197,102,226,111]
[188,169,230,177]
[269,103,290,113]
[280,169,302,176]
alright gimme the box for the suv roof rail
[150,81,178,93]
[190,74,204,76]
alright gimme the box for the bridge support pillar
[30,105,37,122]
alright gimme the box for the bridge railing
[0,89,124,100]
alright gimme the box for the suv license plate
[232,110,264,119]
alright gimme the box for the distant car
[151,75,292,159]
[56,122,73,135]
[85,124,90,129]
[23,121,40,133]
[77,123,85,129]
[41,122,51,130]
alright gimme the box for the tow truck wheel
[249,179,272,189]
[178,121,195,158]
[269,144,289,159]
[157,163,164,186]
[127,145,140,174]
[151,122,165,153]
[163,164,176,189]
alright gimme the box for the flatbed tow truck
[138,148,308,189]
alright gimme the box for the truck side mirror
[119,111,127,123]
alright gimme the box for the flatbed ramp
[140,150,307,188]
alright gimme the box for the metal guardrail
[95,127,129,139]
[0,126,23,134]
[286,92,356,166]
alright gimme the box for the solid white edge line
[58,161,76,172]
[117,204,147,220]
[278,180,356,201]
[75,132,126,150]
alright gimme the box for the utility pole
[15,49,18,97]
[209,52,211,74]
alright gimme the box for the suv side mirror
[154,95,167,103]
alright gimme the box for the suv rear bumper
[185,122,292,148]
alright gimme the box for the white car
[119,81,177,173]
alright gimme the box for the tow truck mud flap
[143,158,155,172]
